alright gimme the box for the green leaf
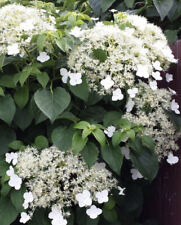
[118,118,132,130]
[36,72,49,88]
[10,186,26,212]
[101,0,116,12]
[0,160,9,176]
[128,137,143,154]
[19,66,32,86]
[0,75,16,88]
[130,148,159,181]
[0,197,19,225]
[8,140,24,150]
[0,95,16,125]
[104,196,116,210]
[103,111,122,127]
[164,29,178,43]
[14,85,29,109]
[0,54,5,70]
[87,92,102,106]
[72,132,88,155]
[34,87,71,122]
[74,121,90,129]
[58,111,79,122]
[34,136,49,149]
[0,125,16,155]
[82,127,92,139]
[69,76,89,101]
[51,126,75,151]
[127,129,135,141]
[89,0,101,15]
[1,182,11,197]
[124,0,134,8]
[101,144,123,175]
[103,208,118,223]
[14,107,33,131]
[141,136,155,152]
[0,87,4,96]
[92,48,107,63]
[165,110,181,131]
[37,33,47,51]
[81,142,99,168]
[153,0,174,20]
[112,131,128,147]
[92,128,106,147]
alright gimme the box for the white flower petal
[118,186,125,195]
[166,73,173,83]
[20,212,31,224]
[149,80,157,90]
[167,152,179,165]
[112,88,124,101]
[76,190,92,207]
[152,61,162,71]
[95,190,109,204]
[7,43,19,55]
[152,71,162,80]
[171,99,180,114]
[126,99,135,113]
[130,168,143,180]
[104,126,116,138]
[37,52,50,63]
[86,205,102,219]
[100,76,114,90]
[121,147,130,160]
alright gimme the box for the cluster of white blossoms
[123,81,181,160]
[68,13,176,100]
[0,3,56,56]
[13,146,119,224]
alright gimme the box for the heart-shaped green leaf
[34,87,71,122]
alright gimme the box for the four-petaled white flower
[167,152,179,165]
[126,99,135,113]
[7,43,20,55]
[166,73,173,83]
[101,76,114,90]
[86,205,102,219]
[149,80,157,90]
[121,146,130,160]
[48,205,67,225]
[127,88,138,98]
[37,52,50,63]
[69,26,84,38]
[112,88,124,101]
[20,212,31,224]
[118,186,125,196]
[9,174,22,190]
[130,168,143,180]
[76,190,92,207]
[171,99,180,114]
[5,152,18,165]
[152,71,162,80]
[95,190,109,204]
[104,126,116,138]
[6,166,22,190]
[69,73,82,86]
[152,61,162,71]
[23,192,34,204]
[136,64,149,78]
[60,68,70,84]
[168,88,176,95]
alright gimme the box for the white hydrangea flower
[149,80,157,90]
[69,26,84,38]
[48,205,67,225]
[121,146,130,160]
[118,186,125,195]
[171,99,180,114]
[166,152,179,165]
[69,73,82,86]
[23,192,34,204]
[166,73,173,83]
[127,88,138,98]
[86,205,102,219]
[136,64,149,78]
[112,88,124,101]
[20,19,35,31]
[20,212,31,224]
[76,190,92,207]
[7,43,20,56]
[152,61,162,71]
[23,202,29,210]
[100,76,114,90]
[5,152,18,165]
[95,190,109,204]
[126,99,135,113]
[104,126,116,138]
[60,68,70,83]
[9,174,22,190]
[6,166,15,177]
[152,71,162,80]
[37,52,50,63]
[130,168,143,180]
